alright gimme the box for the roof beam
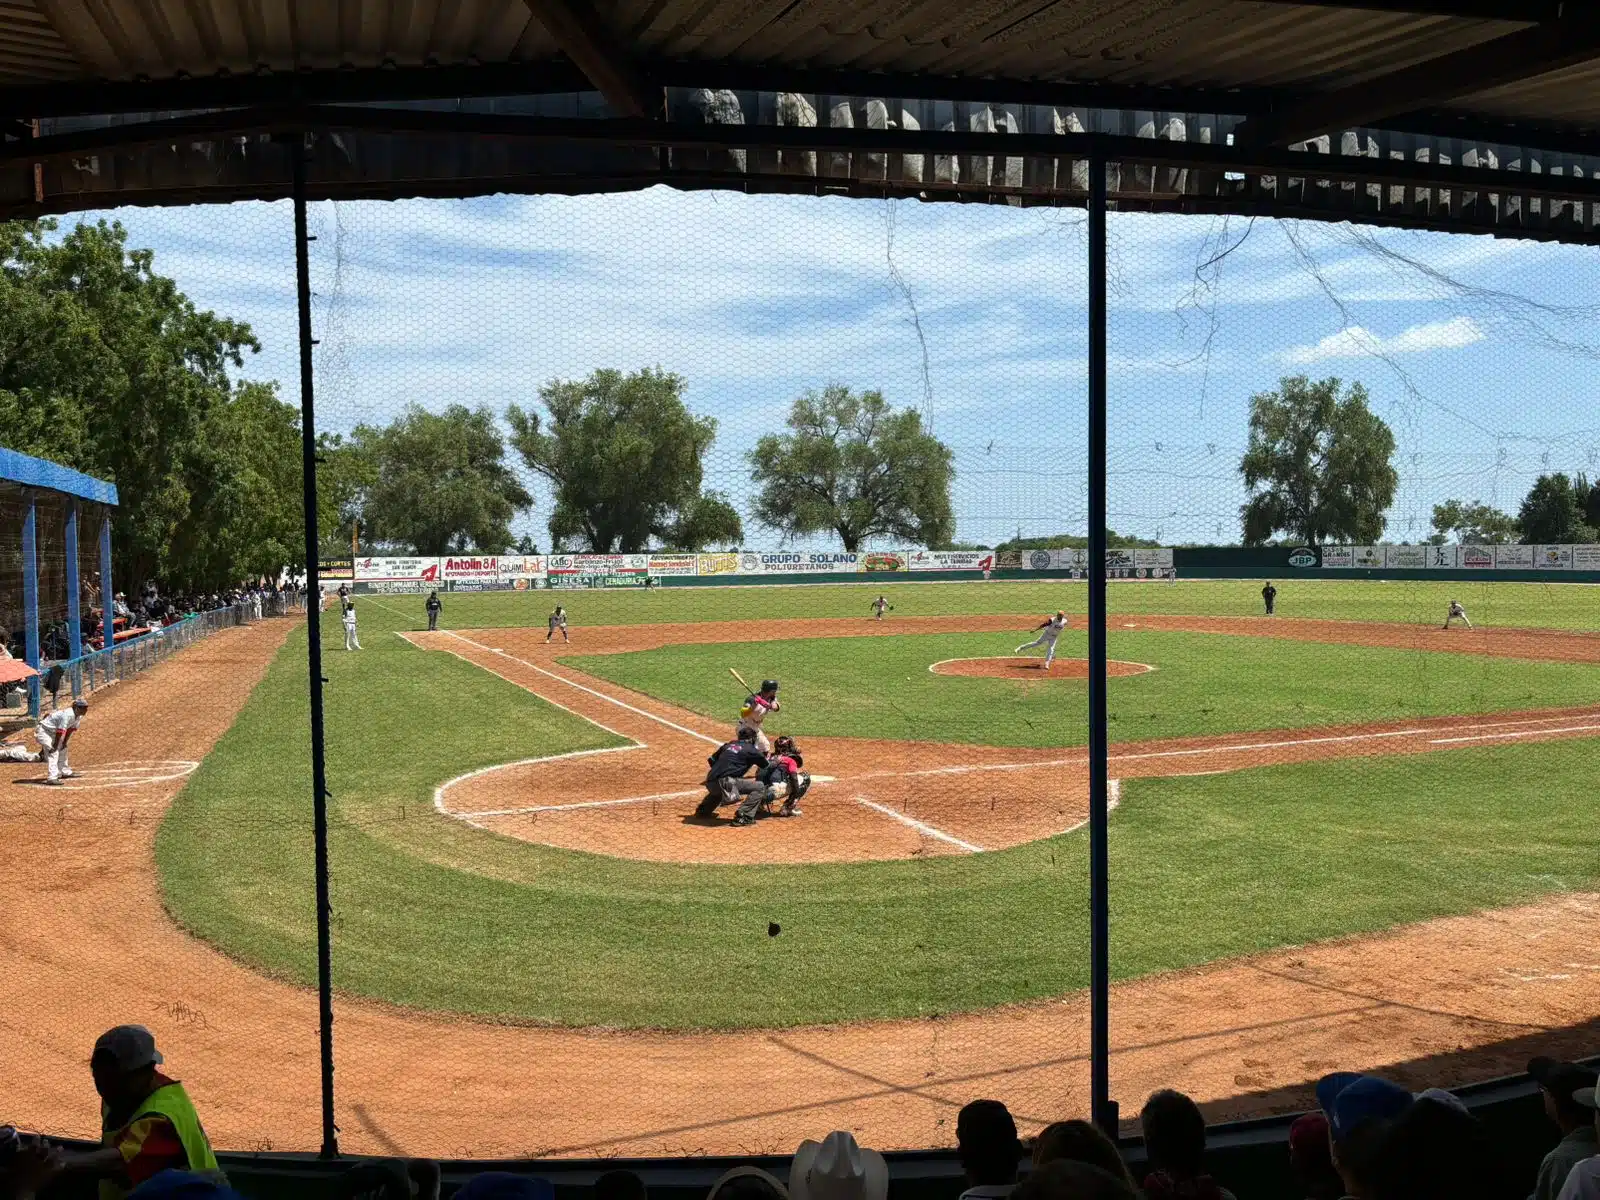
[520,0,659,119]
[1236,0,1556,17]
[1240,8,1600,146]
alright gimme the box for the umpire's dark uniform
[1262,583,1277,616]
[425,591,442,631]
[698,735,767,820]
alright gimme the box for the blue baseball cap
[1315,1072,1415,1141]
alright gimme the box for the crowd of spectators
[2,1028,1596,1200]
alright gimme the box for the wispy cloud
[1279,316,1486,365]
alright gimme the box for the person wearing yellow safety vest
[56,1025,225,1200]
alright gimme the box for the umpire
[425,589,442,631]
[697,727,767,823]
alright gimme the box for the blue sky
[75,188,1600,550]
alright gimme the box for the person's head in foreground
[1139,1089,1229,1197]
[789,1131,887,1200]
[706,1167,787,1200]
[956,1099,1023,1188]
[1285,1113,1342,1200]
[1030,1120,1133,1188]
[1364,1089,1514,1200]
[1013,1159,1135,1200]
[1530,1057,1599,1134]
[91,1025,164,1110]
[451,1173,555,1200]
[594,1170,647,1200]
[1315,1073,1414,1200]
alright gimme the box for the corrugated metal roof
[0,0,77,84]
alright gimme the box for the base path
[931,656,1154,679]
[2,614,1599,1159]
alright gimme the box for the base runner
[0,696,89,783]
[1016,611,1069,669]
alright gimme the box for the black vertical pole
[1087,154,1113,1135]
[293,135,340,1160]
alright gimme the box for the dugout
[6,0,1600,1182]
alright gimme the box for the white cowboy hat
[789,1132,888,1200]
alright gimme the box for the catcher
[753,734,810,819]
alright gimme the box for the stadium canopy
[3,1,1600,241]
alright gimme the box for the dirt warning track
[1,611,1598,1160]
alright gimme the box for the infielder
[871,595,891,621]
[545,605,569,644]
[0,696,88,783]
[1443,600,1472,630]
[1017,611,1069,669]
[737,679,780,753]
[341,599,361,651]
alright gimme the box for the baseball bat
[729,667,753,694]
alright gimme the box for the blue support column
[66,505,83,662]
[101,516,114,665]
[22,495,40,716]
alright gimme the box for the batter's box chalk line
[46,760,200,789]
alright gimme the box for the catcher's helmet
[761,679,779,692]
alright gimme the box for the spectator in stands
[1316,1074,1414,1200]
[790,1131,887,1200]
[1012,1159,1134,1200]
[1031,1120,1134,1189]
[1138,1090,1235,1200]
[113,593,132,621]
[1285,1114,1341,1200]
[1,1129,64,1200]
[707,1168,787,1200]
[1364,1087,1515,1200]
[53,1025,224,1200]
[1556,1085,1600,1200]
[1530,1059,1600,1200]
[955,1100,1023,1200]
[594,1170,646,1200]
[451,1173,553,1200]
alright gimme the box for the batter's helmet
[761,679,779,692]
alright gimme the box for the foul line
[854,796,985,853]
[1430,722,1600,745]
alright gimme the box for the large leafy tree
[749,385,953,552]
[1430,499,1518,545]
[1238,376,1397,545]
[350,404,531,555]
[507,367,741,552]
[1516,473,1595,544]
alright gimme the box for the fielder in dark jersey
[1262,582,1277,616]
[425,590,442,630]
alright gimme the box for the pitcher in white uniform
[342,600,361,650]
[1016,611,1069,669]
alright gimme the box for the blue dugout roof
[0,448,118,506]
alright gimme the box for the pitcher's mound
[930,656,1154,679]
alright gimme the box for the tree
[1516,473,1596,544]
[515,534,540,555]
[1238,376,1397,545]
[351,404,531,555]
[749,385,953,552]
[1430,499,1518,545]
[1579,473,1600,530]
[994,529,1160,551]
[507,367,740,552]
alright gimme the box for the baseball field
[4,578,1600,1158]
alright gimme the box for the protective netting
[4,182,1599,1165]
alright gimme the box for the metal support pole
[66,505,83,663]
[293,134,340,1160]
[100,517,113,671]
[1087,154,1114,1136]
[22,495,40,716]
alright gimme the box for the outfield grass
[378,577,1600,632]
[565,629,1600,747]
[155,596,1600,1029]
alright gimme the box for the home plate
[810,774,836,784]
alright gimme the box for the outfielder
[341,599,361,651]
[737,679,780,753]
[0,696,88,783]
[872,595,891,621]
[1443,600,1473,630]
[1016,611,1069,669]
[545,605,569,644]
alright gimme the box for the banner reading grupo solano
[354,556,443,584]
[908,550,995,572]
[738,551,861,574]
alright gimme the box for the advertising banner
[1495,544,1534,569]
[738,551,861,574]
[1134,548,1174,569]
[441,555,501,580]
[1574,545,1600,570]
[1423,545,1459,569]
[1350,545,1383,568]
[1534,545,1573,569]
[498,555,547,579]
[1460,545,1495,569]
[547,574,649,590]
[697,552,739,577]
[1384,545,1427,569]
[648,553,699,576]
[449,579,517,592]
[859,551,908,572]
[907,550,995,572]
[1321,546,1355,568]
[1105,549,1135,571]
[1023,549,1071,570]
[994,550,1023,569]
[318,556,355,580]
[354,556,443,584]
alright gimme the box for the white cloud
[1279,316,1485,365]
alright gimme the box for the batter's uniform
[1444,602,1472,629]
[546,610,569,643]
[699,736,769,820]
[737,689,780,754]
[0,704,83,782]
[342,606,361,651]
[1016,613,1069,668]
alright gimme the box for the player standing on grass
[1444,599,1473,630]
[1262,581,1277,616]
[1016,611,1069,670]
[0,696,88,783]
[546,605,569,643]
[872,595,891,621]
[342,599,361,651]
[425,590,442,631]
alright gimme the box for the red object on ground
[113,626,153,643]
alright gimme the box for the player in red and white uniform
[0,697,88,782]
[1016,611,1069,669]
